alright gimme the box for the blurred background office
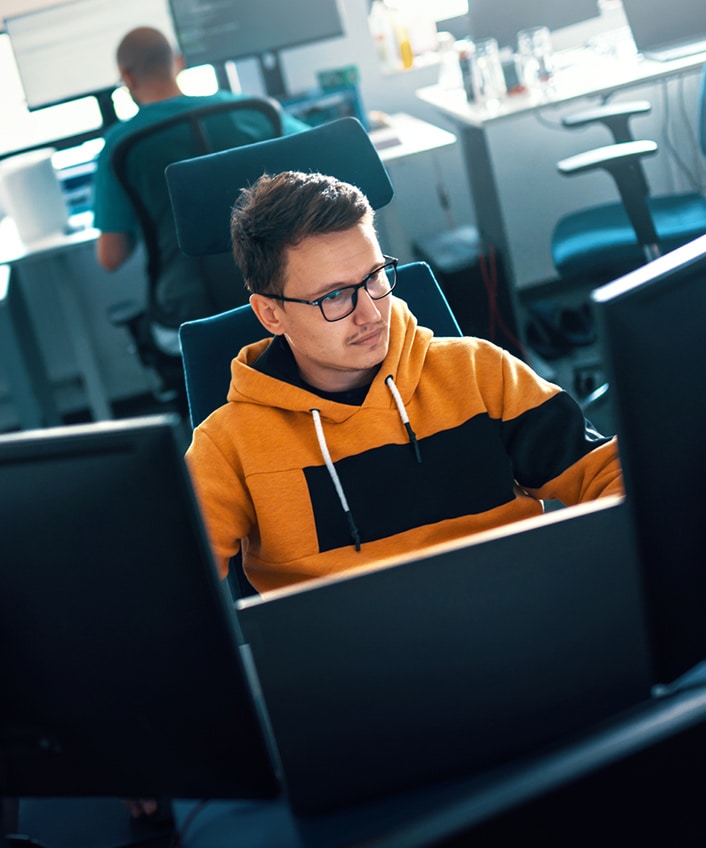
[0,0,704,434]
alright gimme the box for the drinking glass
[517,25,554,89]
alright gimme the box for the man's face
[254,222,393,393]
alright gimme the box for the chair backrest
[111,97,284,317]
[165,117,394,258]
[179,261,462,429]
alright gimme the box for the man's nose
[353,286,382,321]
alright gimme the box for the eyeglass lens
[320,262,396,321]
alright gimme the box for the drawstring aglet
[346,511,362,551]
[404,422,422,463]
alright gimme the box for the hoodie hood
[226,297,434,421]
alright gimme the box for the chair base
[108,301,188,414]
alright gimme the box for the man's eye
[323,289,350,304]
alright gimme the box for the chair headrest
[165,117,394,257]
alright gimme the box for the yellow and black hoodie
[185,298,622,593]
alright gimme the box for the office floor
[517,278,616,438]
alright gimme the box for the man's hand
[122,798,159,819]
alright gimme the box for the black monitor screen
[468,0,600,50]
[592,235,706,686]
[5,0,177,111]
[0,415,280,800]
[168,0,345,94]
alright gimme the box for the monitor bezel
[592,234,706,686]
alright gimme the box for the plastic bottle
[368,0,401,73]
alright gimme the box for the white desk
[0,263,62,429]
[370,112,457,159]
[0,212,113,426]
[417,41,706,289]
[369,113,459,260]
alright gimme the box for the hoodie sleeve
[494,348,624,505]
[185,426,255,579]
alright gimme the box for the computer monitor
[592,234,706,686]
[620,0,706,61]
[0,415,280,800]
[5,0,177,111]
[168,0,346,97]
[467,0,600,51]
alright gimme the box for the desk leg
[455,125,531,358]
[54,255,113,421]
[457,124,516,285]
[0,265,61,429]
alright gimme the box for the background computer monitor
[620,0,706,59]
[467,0,600,51]
[168,0,346,97]
[5,0,177,112]
[0,415,280,800]
[592,234,706,686]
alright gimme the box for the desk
[368,113,459,260]
[0,212,113,425]
[417,41,706,289]
[0,263,61,429]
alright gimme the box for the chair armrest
[558,140,660,248]
[557,139,658,177]
[562,100,652,143]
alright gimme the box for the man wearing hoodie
[185,170,623,595]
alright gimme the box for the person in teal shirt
[93,26,307,355]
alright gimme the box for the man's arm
[96,230,137,272]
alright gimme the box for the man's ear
[250,293,285,335]
[120,68,137,93]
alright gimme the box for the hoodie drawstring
[385,375,422,463]
[311,408,361,551]
[310,378,421,552]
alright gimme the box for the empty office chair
[168,117,462,597]
[541,69,706,409]
[551,64,706,284]
[107,97,285,406]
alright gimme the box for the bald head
[117,27,175,80]
[116,27,183,103]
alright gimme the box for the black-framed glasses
[262,256,398,322]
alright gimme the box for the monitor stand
[258,51,288,99]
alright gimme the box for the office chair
[543,69,706,408]
[106,97,284,408]
[551,65,706,284]
[168,117,462,597]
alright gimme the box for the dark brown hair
[230,170,374,295]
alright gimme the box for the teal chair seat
[550,64,706,284]
[553,192,706,280]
